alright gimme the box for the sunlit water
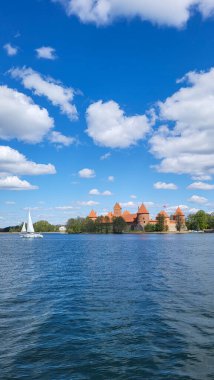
[0,233,213,380]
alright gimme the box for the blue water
[0,233,213,380]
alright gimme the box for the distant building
[59,226,66,233]
[88,203,186,232]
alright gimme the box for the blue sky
[0,0,214,226]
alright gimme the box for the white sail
[21,222,26,233]
[27,210,34,233]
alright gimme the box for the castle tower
[157,210,170,228]
[113,203,122,217]
[173,207,185,224]
[137,203,150,226]
[88,210,97,221]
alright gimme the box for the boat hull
[21,233,43,238]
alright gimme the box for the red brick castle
[88,203,186,232]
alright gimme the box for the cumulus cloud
[130,194,137,199]
[0,146,56,176]
[187,181,214,190]
[0,86,53,143]
[10,67,78,120]
[150,68,214,178]
[89,188,112,195]
[121,201,137,208]
[49,131,76,146]
[86,100,151,148]
[78,168,96,178]
[3,43,18,56]
[77,200,99,206]
[53,0,214,27]
[108,175,114,182]
[154,181,178,190]
[55,205,76,210]
[188,195,208,204]
[35,46,57,60]
[0,176,37,190]
[166,204,189,213]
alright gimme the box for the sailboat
[20,222,27,237]
[21,210,43,238]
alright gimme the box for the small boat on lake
[21,210,43,239]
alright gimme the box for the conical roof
[123,210,131,215]
[158,210,169,218]
[175,207,184,216]
[138,203,149,214]
[114,202,121,209]
[88,210,97,218]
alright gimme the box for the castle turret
[156,210,170,228]
[88,210,97,221]
[113,203,122,217]
[173,207,185,224]
[137,203,150,226]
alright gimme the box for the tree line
[1,210,213,234]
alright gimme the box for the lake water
[0,233,213,380]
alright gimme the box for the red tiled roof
[157,210,169,218]
[138,203,149,214]
[88,210,97,218]
[123,213,137,223]
[114,202,122,209]
[175,207,184,216]
[123,210,131,216]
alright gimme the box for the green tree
[176,216,184,232]
[112,217,126,234]
[66,218,84,233]
[186,210,208,231]
[207,213,214,229]
[34,220,56,232]
[156,215,166,232]
[144,223,157,232]
[83,218,97,233]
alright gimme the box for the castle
[88,203,186,232]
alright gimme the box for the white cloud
[5,201,16,205]
[188,207,200,214]
[53,0,214,27]
[188,195,208,204]
[3,43,18,56]
[55,205,75,210]
[78,168,96,178]
[100,152,111,160]
[130,194,137,199]
[121,201,137,208]
[150,68,214,178]
[191,175,212,180]
[89,188,112,195]
[187,181,214,190]
[0,176,37,190]
[0,146,56,176]
[166,204,189,213]
[77,200,99,206]
[86,100,151,148]
[102,190,112,196]
[10,67,78,121]
[89,188,100,195]
[49,131,75,146]
[0,86,53,143]
[35,46,57,60]
[108,175,114,182]
[154,181,178,190]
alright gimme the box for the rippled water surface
[0,233,213,379]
